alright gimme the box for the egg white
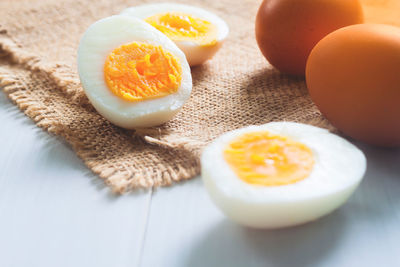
[121,3,229,66]
[77,15,192,129]
[201,122,367,229]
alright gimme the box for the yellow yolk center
[224,131,315,186]
[104,42,182,102]
[145,12,218,46]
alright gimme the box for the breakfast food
[306,24,400,147]
[77,15,192,129]
[255,0,364,75]
[202,122,366,229]
[121,3,229,66]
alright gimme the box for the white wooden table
[1,90,400,267]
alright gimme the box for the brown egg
[361,0,400,27]
[255,0,364,76]
[306,24,400,147]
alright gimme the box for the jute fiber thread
[0,0,332,193]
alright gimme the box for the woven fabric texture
[0,0,333,193]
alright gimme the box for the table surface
[0,91,400,267]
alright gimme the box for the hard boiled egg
[78,15,192,129]
[202,122,366,229]
[121,3,229,66]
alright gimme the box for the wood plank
[141,144,400,267]
[0,92,150,267]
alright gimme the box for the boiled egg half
[121,3,229,66]
[202,122,366,229]
[78,15,192,129]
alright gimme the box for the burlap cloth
[0,0,336,193]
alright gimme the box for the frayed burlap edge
[0,26,203,194]
[0,28,87,104]
[0,20,336,194]
[0,62,202,193]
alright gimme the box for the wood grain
[1,90,400,267]
[0,92,151,267]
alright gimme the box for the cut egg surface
[77,15,192,129]
[201,122,366,229]
[121,3,229,66]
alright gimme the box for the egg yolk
[145,12,218,46]
[224,131,315,186]
[104,42,182,102]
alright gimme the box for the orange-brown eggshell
[306,24,400,147]
[255,0,364,76]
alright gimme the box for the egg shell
[362,0,400,27]
[255,0,364,75]
[306,24,400,147]
[121,3,229,66]
[201,122,366,229]
[77,15,192,129]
